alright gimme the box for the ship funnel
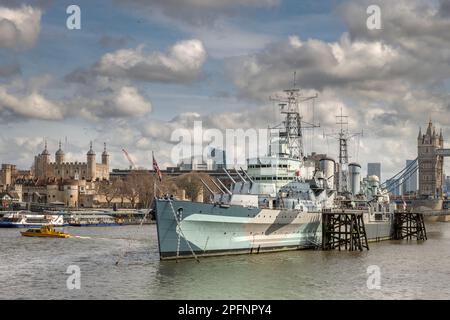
[348,163,361,195]
[319,158,335,190]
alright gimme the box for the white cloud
[113,86,152,116]
[0,5,42,49]
[0,77,153,122]
[0,135,44,169]
[74,86,152,120]
[341,0,450,48]
[0,87,64,120]
[95,39,206,83]
[141,112,202,143]
[186,22,275,58]
[226,34,408,100]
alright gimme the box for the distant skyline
[1,0,450,179]
[404,159,418,193]
[367,163,381,182]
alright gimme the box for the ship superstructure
[325,109,394,239]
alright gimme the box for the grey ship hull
[155,199,392,260]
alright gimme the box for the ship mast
[269,72,319,160]
[325,107,362,192]
[337,108,349,165]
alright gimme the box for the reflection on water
[1,222,450,299]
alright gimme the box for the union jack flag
[152,152,162,182]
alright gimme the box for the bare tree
[174,172,216,202]
[123,173,140,208]
[111,171,218,208]
[112,172,155,209]
[136,171,153,209]
[137,172,178,208]
[116,179,126,207]
[97,180,120,207]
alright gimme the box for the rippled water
[1,222,450,300]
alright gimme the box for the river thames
[1,222,449,300]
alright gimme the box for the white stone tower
[87,141,96,181]
[102,143,109,166]
[39,140,50,178]
[102,142,110,180]
[55,140,65,164]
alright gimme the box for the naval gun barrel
[240,167,254,184]
[222,168,237,184]
[210,177,226,195]
[234,168,247,183]
[216,178,232,195]
[200,178,215,196]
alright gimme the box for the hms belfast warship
[155,85,395,260]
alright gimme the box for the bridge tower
[418,120,444,198]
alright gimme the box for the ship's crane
[122,149,136,170]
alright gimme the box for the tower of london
[33,141,110,181]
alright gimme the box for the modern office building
[402,159,418,194]
[444,175,450,196]
[367,162,381,181]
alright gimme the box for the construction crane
[122,149,136,170]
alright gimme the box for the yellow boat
[21,225,70,238]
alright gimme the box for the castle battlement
[33,141,109,181]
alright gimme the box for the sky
[1,0,450,179]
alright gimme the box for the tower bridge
[382,120,450,214]
[417,120,448,198]
[436,149,450,157]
